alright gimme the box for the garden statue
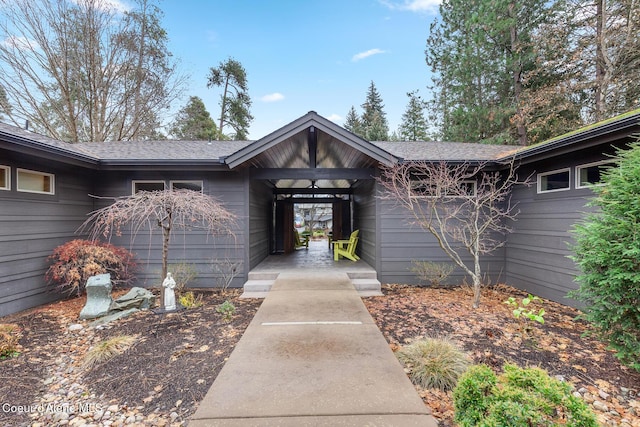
[162,272,177,310]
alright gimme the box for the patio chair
[333,229,360,261]
[294,229,309,249]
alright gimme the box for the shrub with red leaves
[45,239,137,296]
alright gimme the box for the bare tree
[0,0,185,142]
[378,160,530,308]
[79,189,237,309]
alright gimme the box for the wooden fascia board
[0,135,98,168]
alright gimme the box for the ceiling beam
[308,126,317,168]
[273,188,353,195]
[250,168,375,180]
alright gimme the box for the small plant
[396,336,471,391]
[453,363,597,427]
[179,291,203,309]
[216,300,236,322]
[84,335,137,369]
[410,260,455,287]
[212,258,241,293]
[504,294,545,335]
[0,324,21,359]
[168,262,198,292]
[46,239,137,296]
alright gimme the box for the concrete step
[242,279,275,292]
[248,272,280,281]
[351,278,383,297]
[347,271,378,280]
[240,291,270,299]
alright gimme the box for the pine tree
[360,81,388,141]
[170,96,217,140]
[344,106,363,136]
[399,90,429,141]
[207,58,253,140]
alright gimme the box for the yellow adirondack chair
[294,229,309,249]
[333,230,360,261]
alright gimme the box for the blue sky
[159,0,440,139]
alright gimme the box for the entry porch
[242,240,382,298]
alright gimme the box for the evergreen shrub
[453,364,597,427]
[570,142,640,371]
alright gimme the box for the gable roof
[224,111,401,168]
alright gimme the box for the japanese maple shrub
[46,239,137,296]
[453,364,597,426]
[570,141,640,372]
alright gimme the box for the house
[1,110,639,316]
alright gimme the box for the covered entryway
[223,111,400,295]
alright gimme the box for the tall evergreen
[170,96,217,140]
[344,106,363,136]
[426,0,551,145]
[399,90,429,141]
[360,81,388,141]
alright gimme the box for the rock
[600,390,611,401]
[593,400,609,412]
[110,287,155,311]
[69,324,84,331]
[79,274,113,320]
[170,411,179,421]
[89,308,139,327]
[107,404,119,413]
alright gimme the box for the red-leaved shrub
[46,239,137,296]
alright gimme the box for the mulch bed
[1,283,639,426]
[364,283,640,426]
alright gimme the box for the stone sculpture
[162,272,177,311]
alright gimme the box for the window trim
[575,160,614,189]
[132,180,166,194]
[170,180,203,193]
[16,168,55,195]
[0,165,10,191]
[537,168,571,194]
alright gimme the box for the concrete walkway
[190,271,437,426]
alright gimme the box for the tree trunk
[510,2,527,146]
[594,0,606,121]
[160,223,170,309]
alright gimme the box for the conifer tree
[360,81,388,141]
[399,90,429,141]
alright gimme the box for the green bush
[216,300,236,322]
[570,142,640,371]
[46,239,137,296]
[179,291,203,309]
[396,336,470,391]
[453,364,597,427]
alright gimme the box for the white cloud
[260,92,285,103]
[69,0,130,13]
[380,0,441,13]
[351,48,386,62]
[1,35,38,51]
[326,114,342,123]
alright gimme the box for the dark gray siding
[505,158,603,306]
[248,179,272,268]
[353,179,377,269]
[376,181,506,286]
[92,170,247,289]
[0,152,94,316]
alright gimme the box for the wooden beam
[250,168,375,180]
[308,126,317,168]
[273,188,353,195]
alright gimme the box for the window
[171,180,203,192]
[576,161,614,188]
[0,166,9,190]
[17,168,54,194]
[132,180,165,194]
[537,168,570,193]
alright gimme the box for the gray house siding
[505,156,607,305]
[352,179,377,268]
[248,179,272,269]
[376,189,506,287]
[91,170,247,289]
[0,153,94,316]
